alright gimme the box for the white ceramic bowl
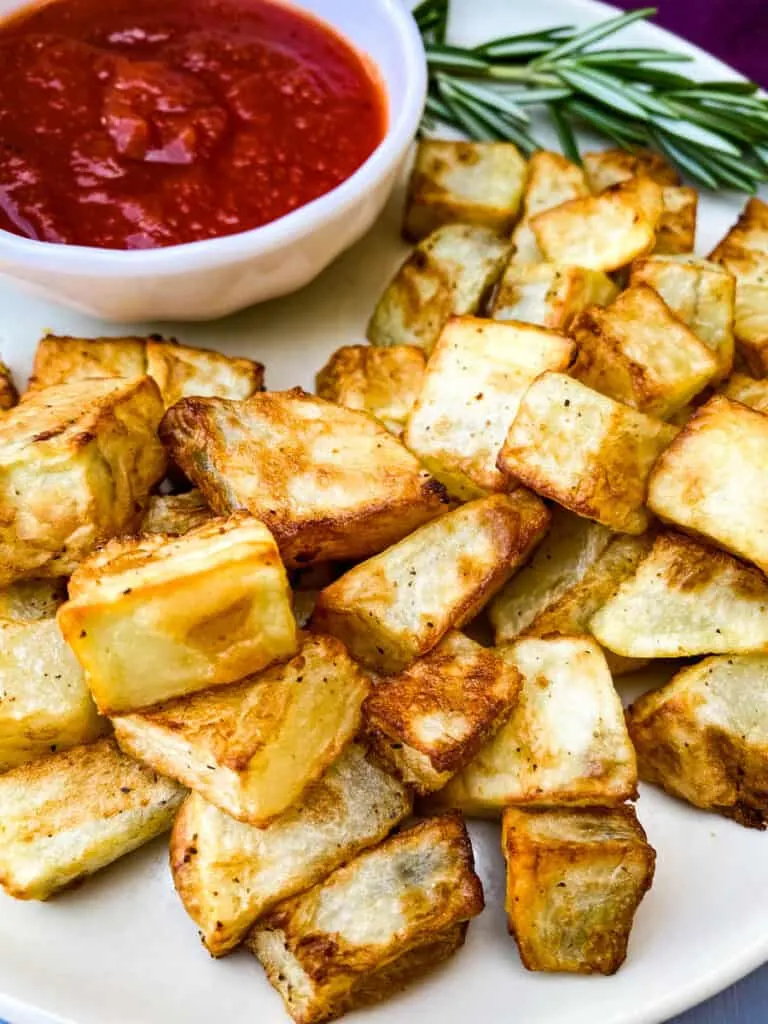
[0,0,425,322]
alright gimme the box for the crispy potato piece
[490,511,651,675]
[583,148,680,192]
[648,395,768,572]
[630,254,735,382]
[0,361,18,411]
[0,737,185,900]
[313,492,550,674]
[530,177,662,272]
[0,578,67,621]
[510,151,589,265]
[27,335,148,390]
[502,805,655,974]
[570,285,718,419]
[404,317,574,498]
[710,198,768,375]
[140,489,214,536]
[171,744,411,955]
[722,372,768,414]
[364,631,521,794]
[247,815,484,1024]
[655,186,697,255]
[113,634,367,824]
[491,262,618,331]
[367,224,511,352]
[498,372,678,534]
[161,389,450,568]
[315,344,426,435]
[145,338,264,406]
[403,140,527,242]
[591,532,768,658]
[0,377,166,585]
[59,515,297,714]
[628,655,768,827]
[432,637,636,816]
[0,618,105,772]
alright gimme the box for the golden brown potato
[709,198,768,375]
[0,578,68,621]
[315,344,426,435]
[656,186,698,255]
[648,395,768,572]
[58,514,297,714]
[312,492,550,674]
[530,177,663,272]
[0,361,18,411]
[161,388,450,568]
[247,815,484,1024]
[489,510,652,675]
[509,150,589,265]
[591,532,768,658]
[491,262,618,331]
[113,634,367,825]
[140,489,214,536]
[404,316,574,499]
[498,372,678,534]
[722,372,768,414]
[171,744,411,955]
[627,655,768,827]
[570,285,718,419]
[502,805,655,974]
[367,224,511,352]
[0,737,185,900]
[582,148,680,192]
[0,617,105,772]
[27,335,148,391]
[0,377,166,585]
[363,631,521,794]
[629,254,735,382]
[431,637,636,817]
[403,140,527,242]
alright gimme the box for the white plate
[0,1,766,1023]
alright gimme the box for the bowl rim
[0,0,426,275]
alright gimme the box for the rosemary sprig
[415,0,768,192]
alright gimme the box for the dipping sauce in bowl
[0,0,387,249]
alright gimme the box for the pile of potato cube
[1,142,768,1024]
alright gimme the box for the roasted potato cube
[364,631,521,794]
[710,196,768,265]
[403,140,527,242]
[655,186,697,255]
[498,372,678,534]
[629,254,735,382]
[0,618,105,772]
[583,148,680,192]
[145,338,264,406]
[570,285,718,419]
[171,743,411,955]
[404,317,574,499]
[27,334,147,390]
[0,361,18,411]
[432,637,637,816]
[0,377,166,585]
[628,655,768,827]
[247,815,484,1024]
[58,515,297,714]
[161,389,449,568]
[315,344,426,435]
[530,177,663,272]
[113,634,367,825]
[502,805,655,974]
[491,262,618,331]
[591,531,768,659]
[0,737,185,900]
[722,372,768,414]
[510,151,589,265]
[0,578,67,621]
[367,224,511,352]
[489,510,652,675]
[648,395,768,572]
[140,489,214,536]
[313,492,550,674]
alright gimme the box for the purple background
[615,0,766,85]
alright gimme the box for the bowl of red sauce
[0,0,425,320]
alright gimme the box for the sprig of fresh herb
[413,0,768,191]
